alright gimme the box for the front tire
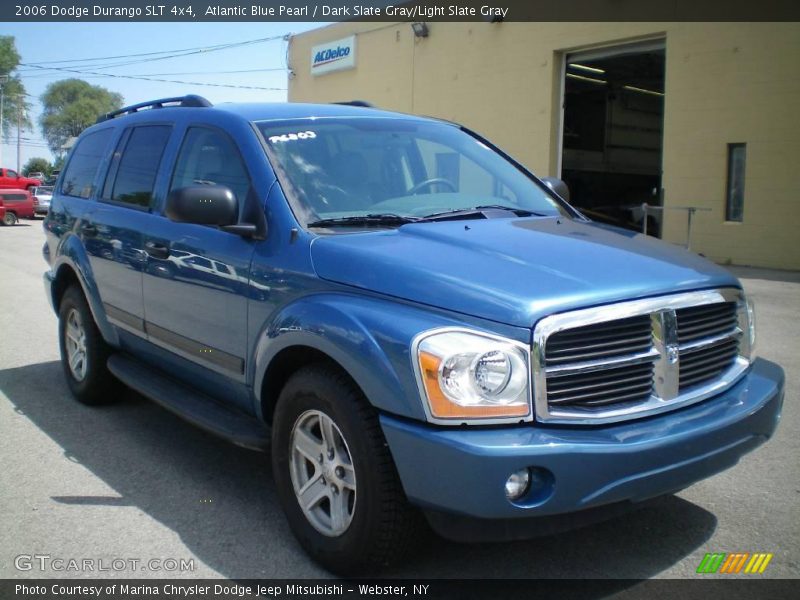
[3,212,17,226]
[58,286,119,405]
[272,365,422,575]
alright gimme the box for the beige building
[288,22,800,270]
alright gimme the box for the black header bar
[3,0,800,22]
[2,579,799,600]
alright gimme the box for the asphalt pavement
[1,220,798,581]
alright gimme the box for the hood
[310,217,740,328]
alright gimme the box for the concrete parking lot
[1,221,798,580]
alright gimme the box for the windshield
[257,117,571,226]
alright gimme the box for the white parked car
[31,186,53,216]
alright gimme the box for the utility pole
[0,75,7,168]
[16,105,22,173]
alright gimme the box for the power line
[21,64,286,91]
[20,35,287,68]
[120,66,289,76]
[2,142,49,148]
[19,66,288,79]
[20,42,268,72]
[9,34,295,155]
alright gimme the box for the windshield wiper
[307,213,420,228]
[418,205,550,222]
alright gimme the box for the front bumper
[381,358,783,541]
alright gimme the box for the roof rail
[96,95,212,123]
[332,100,374,108]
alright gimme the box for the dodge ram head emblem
[667,344,680,365]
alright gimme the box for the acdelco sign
[310,36,356,76]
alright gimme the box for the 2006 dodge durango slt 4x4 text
[42,96,784,574]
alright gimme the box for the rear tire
[58,285,120,405]
[3,212,17,226]
[272,364,423,575]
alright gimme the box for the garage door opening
[560,41,665,235]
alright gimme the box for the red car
[0,199,5,224]
[0,167,41,191]
[0,189,35,225]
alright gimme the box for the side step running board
[107,354,270,451]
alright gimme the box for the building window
[725,143,746,222]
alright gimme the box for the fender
[51,232,119,347]
[252,293,528,421]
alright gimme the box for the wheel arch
[50,244,119,347]
[51,263,82,311]
[259,345,361,425]
[251,293,471,424]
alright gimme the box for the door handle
[144,241,170,259]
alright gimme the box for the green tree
[23,157,52,177]
[39,79,122,156]
[0,36,32,146]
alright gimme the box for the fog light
[505,468,531,501]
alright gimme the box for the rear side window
[104,125,171,208]
[1,194,27,202]
[60,129,114,199]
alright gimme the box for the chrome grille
[545,315,653,365]
[676,302,738,344]
[677,302,740,390]
[532,288,750,424]
[679,337,740,390]
[547,362,654,407]
[544,315,654,407]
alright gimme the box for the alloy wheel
[289,409,357,537]
[64,308,88,381]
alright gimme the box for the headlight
[738,296,756,360]
[414,329,531,422]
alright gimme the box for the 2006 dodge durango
[42,95,784,574]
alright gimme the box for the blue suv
[43,96,784,574]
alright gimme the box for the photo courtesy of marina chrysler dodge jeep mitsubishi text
[42,96,784,574]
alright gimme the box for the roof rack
[96,95,212,123]
[332,100,374,108]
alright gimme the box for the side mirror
[541,177,571,203]
[165,185,238,227]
